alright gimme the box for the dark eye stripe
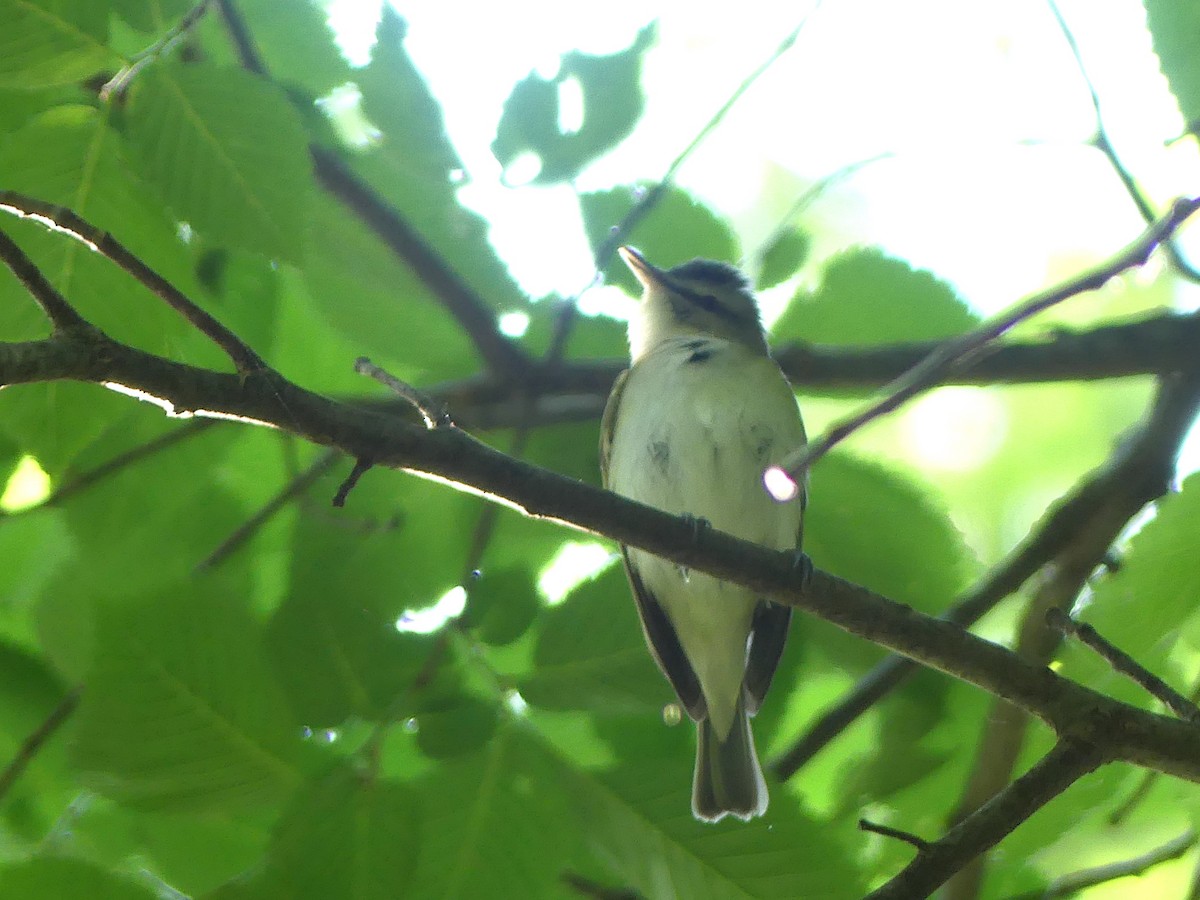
[674,284,740,323]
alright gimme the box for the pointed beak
[618,246,666,291]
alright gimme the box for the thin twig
[0,421,216,516]
[561,872,645,900]
[771,367,1200,780]
[1008,828,1197,900]
[1109,675,1200,825]
[1047,0,1200,283]
[859,818,931,852]
[332,457,373,508]
[214,0,265,75]
[211,0,531,379]
[197,449,341,571]
[0,192,265,373]
[592,2,823,270]
[780,196,1200,476]
[868,741,1108,900]
[1048,608,1200,724]
[0,687,83,803]
[100,0,214,100]
[943,553,1110,900]
[355,357,451,429]
[0,227,90,331]
[754,152,893,266]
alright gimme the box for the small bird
[600,246,806,823]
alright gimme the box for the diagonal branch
[1047,0,1200,282]
[212,0,531,380]
[7,321,1200,783]
[771,365,1200,780]
[7,231,1200,789]
[867,740,1108,899]
[779,196,1200,475]
[0,192,266,373]
[0,227,89,331]
[310,147,532,379]
[1008,828,1197,900]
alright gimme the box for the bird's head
[619,246,767,361]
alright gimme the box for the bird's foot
[680,513,712,543]
[789,550,814,591]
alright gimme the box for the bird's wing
[602,369,705,720]
[743,484,805,714]
[598,368,629,485]
[622,549,707,721]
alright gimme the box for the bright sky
[327,0,1200,310]
[323,0,1200,499]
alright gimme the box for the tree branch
[0,192,265,373]
[0,686,83,803]
[868,740,1107,899]
[780,196,1200,474]
[0,227,89,331]
[1007,828,1197,900]
[6,323,1200,784]
[1049,609,1200,724]
[771,367,1200,779]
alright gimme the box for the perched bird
[600,246,807,823]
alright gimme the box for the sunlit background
[7,0,1200,584]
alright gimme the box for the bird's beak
[618,246,666,292]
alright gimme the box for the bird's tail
[692,697,768,823]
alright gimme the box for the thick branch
[6,331,1200,784]
[424,312,1200,432]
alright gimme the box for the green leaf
[1145,0,1200,129]
[581,756,866,899]
[0,857,157,900]
[124,63,313,261]
[329,9,530,364]
[0,104,208,356]
[72,582,302,812]
[296,193,480,380]
[774,247,977,345]
[520,568,671,715]
[260,766,419,900]
[406,726,584,898]
[356,8,461,187]
[0,0,114,89]
[1059,473,1200,701]
[284,464,470,623]
[266,588,434,728]
[214,0,350,98]
[463,566,540,647]
[492,25,655,185]
[415,694,501,760]
[59,801,272,898]
[802,452,975,670]
[109,0,194,33]
[754,230,810,291]
[581,185,739,294]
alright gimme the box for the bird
[600,245,807,823]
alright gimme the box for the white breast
[606,336,805,734]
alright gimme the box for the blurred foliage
[0,2,1198,899]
